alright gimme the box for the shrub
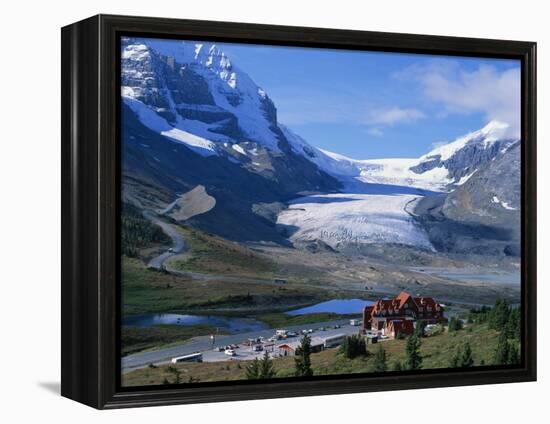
[391,361,403,372]
[448,317,463,332]
[340,335,367,359]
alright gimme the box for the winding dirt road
[143,211,186,270]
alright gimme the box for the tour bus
[171,352,203,364]
[323,333,346,348]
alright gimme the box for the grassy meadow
[122,322,509,387]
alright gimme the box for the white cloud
[367,127,384,137]
[365,107,426,126]
[399,62,521,138]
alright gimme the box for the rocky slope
[413,141,521,255]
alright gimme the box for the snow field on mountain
[123,96,218,156]
[355,158,451,192]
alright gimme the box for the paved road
[122,319,361,373]
[143,211,186,270]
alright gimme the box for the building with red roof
[362,291,447,338]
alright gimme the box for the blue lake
[123,313,268,333]
[286,299,374,316]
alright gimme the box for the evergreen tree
[449,346,462,368]
[414,320,427,338]
[489,299,510,331]
[259,350,276,378]
[246,357,261,380]
[294,334,313,377]
[460,342,474,367]
[494,332,510,365]
[505,308,521,340]
[448,317,463,332]
[508,343,520,365]
[372,345,388,372]
[405,335,422,370]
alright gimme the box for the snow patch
[123,96,218,156]
[456,170,477,185]
[232,144,247,155]
[492,195,518,210]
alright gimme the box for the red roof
[366,291,442,317]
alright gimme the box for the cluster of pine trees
[449,342,474,368]
[245,351,276,379]
[121,204,170,257]
[459,298,521,367]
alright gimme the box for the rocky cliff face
[414,142,521,256]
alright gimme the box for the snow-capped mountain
[121,37,348,173]
[319,121,520,192]
[410,121,519,186]
[122,38,280,153]
[121,37,520,255]
[121,37,344,243]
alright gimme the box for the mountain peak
[423,120,514,162]
[121,37,284,152]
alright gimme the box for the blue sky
[216,42,520,159]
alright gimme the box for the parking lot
[193,322,366,363]
[123,318,372,372]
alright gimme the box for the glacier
[276,192,435,251]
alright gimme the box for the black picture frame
[61,14,537,409]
